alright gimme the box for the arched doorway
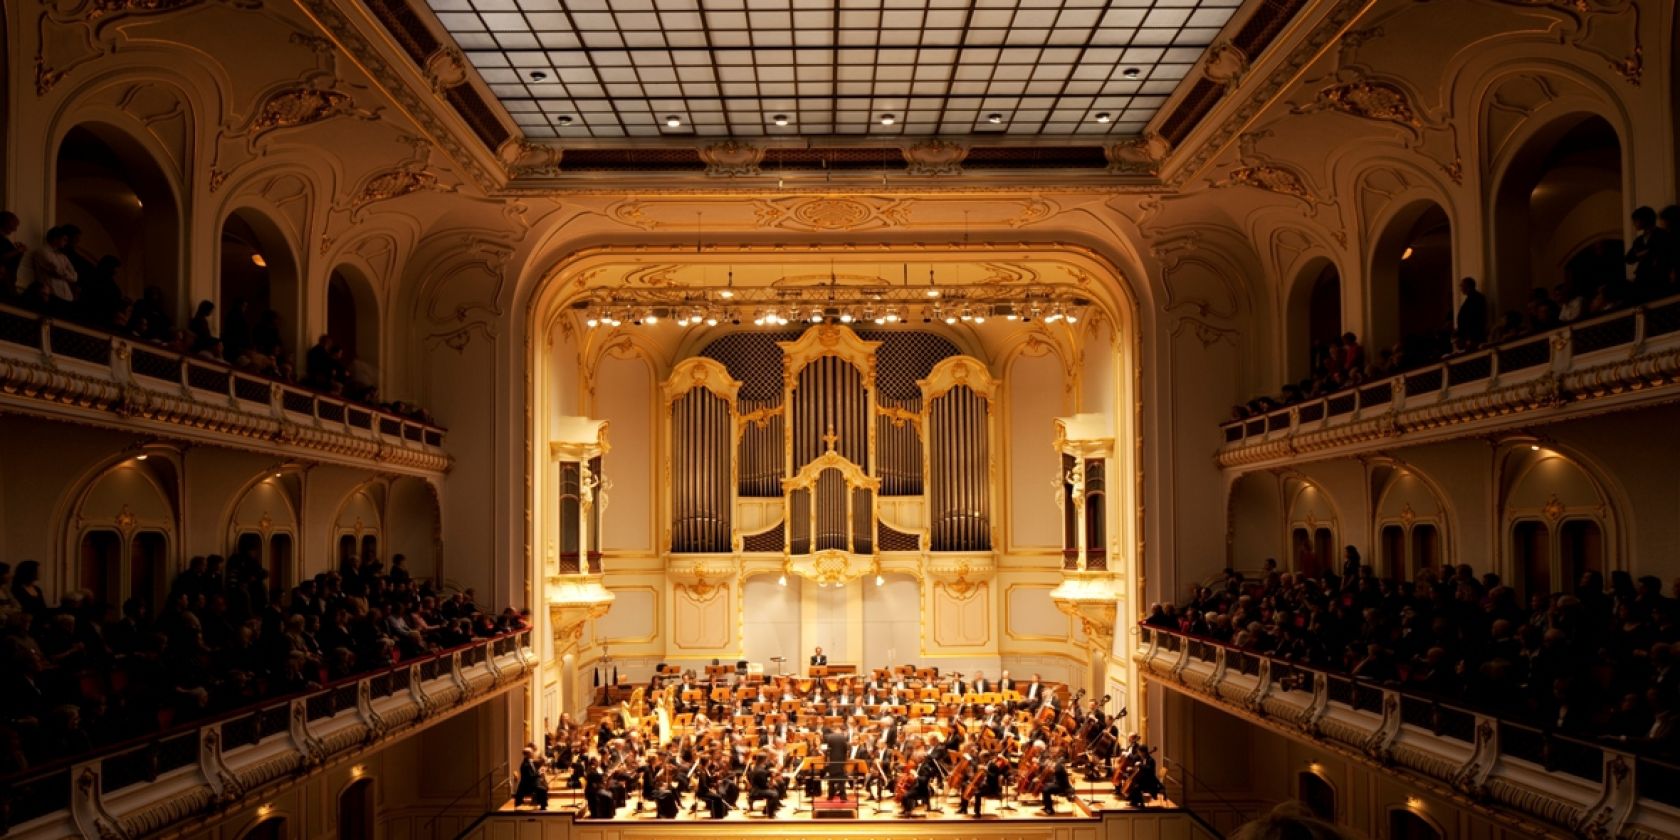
[1286,259,1342,382]
[1389,807,1442,840]
[326,266,381,398]
[219,209,300,370]
[1368,200,1455,354]
[53,124,182,326]
[240,815,287,840]
[1297,770,1335,822]
[338,777,375,840]
[1491,113,1622,318]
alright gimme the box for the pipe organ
[666,325,996,575]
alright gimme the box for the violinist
[1038,748,1078,816]
[583,757,616,818]
[694,757,730,819]
[747,753,784,817]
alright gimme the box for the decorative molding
[698,140,766,177]
[1105,133,1172,175]
[902,139,969,176]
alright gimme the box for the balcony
[0,304,450,475]
[2,630,533,840]
[1217,295,1680,469]
[1135,625,1680,839]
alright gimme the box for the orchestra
[526,661,1167,820]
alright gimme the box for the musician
[823,724,850,798]
[969,670,990,695]
[694,759,729,819]
[998,670,1016,693]
[1120,744,1163,808]
[654,780,682,819]
[514,746,550,810]
[1024,673,1045,707]
[810,646,828,667]
[747,754,783,817]
[584,757,616,818]
[898,749,939,817]
[1039,749,1078,816]
[960,750,1007,817]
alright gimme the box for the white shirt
[30,248,76,300]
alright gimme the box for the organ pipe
[670,388,731,553]
[927,384,991,552]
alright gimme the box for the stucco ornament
[699,140,766,177]
[901,139,969,176]
[1105,133,1172,175]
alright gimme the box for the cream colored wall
[1226,404,1680,581]
[0,415,442,602]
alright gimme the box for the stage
[496,788,1179,821]
[472,792,1199,840]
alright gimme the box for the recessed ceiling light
[665,115,682,128]
[1094,112,1112,124]
[986,113,1003,124]
[1400,246,1415,260]
[773,114,789,126]
[880,114,896,126]
[250,253,267,268]
[529,70,549,82]
[556,115,573,126]
[1122,67,1142,78]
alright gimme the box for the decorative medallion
[251,87,379,137]
[698,140,765,177]
[1541,493,1565,522]
[790,198,873,230]
[1295,80,1422,129]
[901,139,968,176]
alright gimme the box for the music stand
[770,656,786,676]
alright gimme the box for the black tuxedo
[810,653,828,666]
[823,728,850,797]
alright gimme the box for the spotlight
[665,115,682,128]
[880,114,896,126]
[1065,309,1079,324]
[1094,112,1112,124]
[884,310,901,323]
[838,312,854,324]
[644,310,659,325]
[705,313,719,327]
[1005,306,1019,321]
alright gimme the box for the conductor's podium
[811,798,857,819]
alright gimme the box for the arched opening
[1285,259,1342,383]
[1491,112,1623,319]
[52,124,182,329]
[70,457,178,614]
[1388,807,1442,840]
[239,815,288,840]
[327,266,381,398]
[338,777,376,839]
[1368,201,1452,357]
[1500,447,1616,599]
[1297,771,1335,822]
[219,209,299,372]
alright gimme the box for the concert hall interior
[1,0,1679,838]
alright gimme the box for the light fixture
[879,114,896,126]
[1530,444,1540,451]
[585,312,600,328]
[273,472,282,478]
[704,312,719,327]
[986,113,1003,124]
[1005,306,1019,321]
[351,764,365,778]
[838,312,854,324]
[1122,67,1141,78]
[250,253,267,268]
[257,805,274,818]
[1308,762,1323,773]
[644,310,659,325]
[720,269,735,299]
[773,114,789,126]
[1401,246,1415,260]
[875,574,884,587]
[665,115,682,128]
[556,115,574,126]
[1094,112,1112,124]
[1406,796,1424,811]
[529,70,549,81]
[134,454,149,461]
[777,574,787,586]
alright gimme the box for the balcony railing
[1,630,532,839]
[1219,294,1680,460]
[0,303,449,471]
[1136,625,1680,837]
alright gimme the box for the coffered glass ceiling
[425,0,1243,140]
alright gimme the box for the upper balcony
[1136,625,1680,840]
[0,304,449,476]
[1217,294,1680,471]
[2,630,533,840]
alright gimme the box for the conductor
[823,724,850,799]
[810,646,828,667]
